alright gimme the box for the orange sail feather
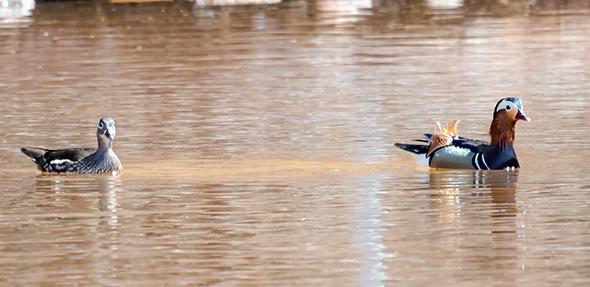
[426,120,460,158]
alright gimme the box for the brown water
[1,0,590,285]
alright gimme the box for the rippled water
[1,0,590,285]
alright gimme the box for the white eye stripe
[496,101,517,112]
[496,101,507,112]
[99,121,104,129]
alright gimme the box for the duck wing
[451,136,491,153]
[44,148,94,162]
[395,120,461,156]
[21,147,95,171]
[396,121,491,158]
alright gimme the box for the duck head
[97,117,116,150]
[494,97,530,123]
[490,98,530,149]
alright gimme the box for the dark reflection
[34,175,121,225]
[426,170,520,285]
[373,0,590,15]
[25,0,590,28]
[96,176,122,227]
[428,169,518,189]
[428,170,518,220]
[26,175,123,282]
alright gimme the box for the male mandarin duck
[21,117,123,175]
[395,98,530,170]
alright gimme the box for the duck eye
[506,105,511,111]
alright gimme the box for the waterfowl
[21,117,123,175]
[395,98,530,170]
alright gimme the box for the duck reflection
[34,175,122,228]
[427,170,518,227]
[31,175,122,279]
[424,170,521,283]
[96,176,121,228]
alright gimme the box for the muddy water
[1,0,590,285]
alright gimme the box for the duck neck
[489,116,515,150]
[97,134,113,152]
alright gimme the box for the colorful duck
[395,98,530,170]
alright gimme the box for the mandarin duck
[395,98,530,170]
[21,117,123,174]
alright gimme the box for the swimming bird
[395,98,530,170]
[21,117,123,175]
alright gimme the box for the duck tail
[394,143,429,155]
[21,147,47,168]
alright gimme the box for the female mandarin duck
[21,117,123,175]
[395,98,530,170]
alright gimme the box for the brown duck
[21,117,123,175]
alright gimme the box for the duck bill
[516,110,531,122]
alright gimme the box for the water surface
[1,0,590,285]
